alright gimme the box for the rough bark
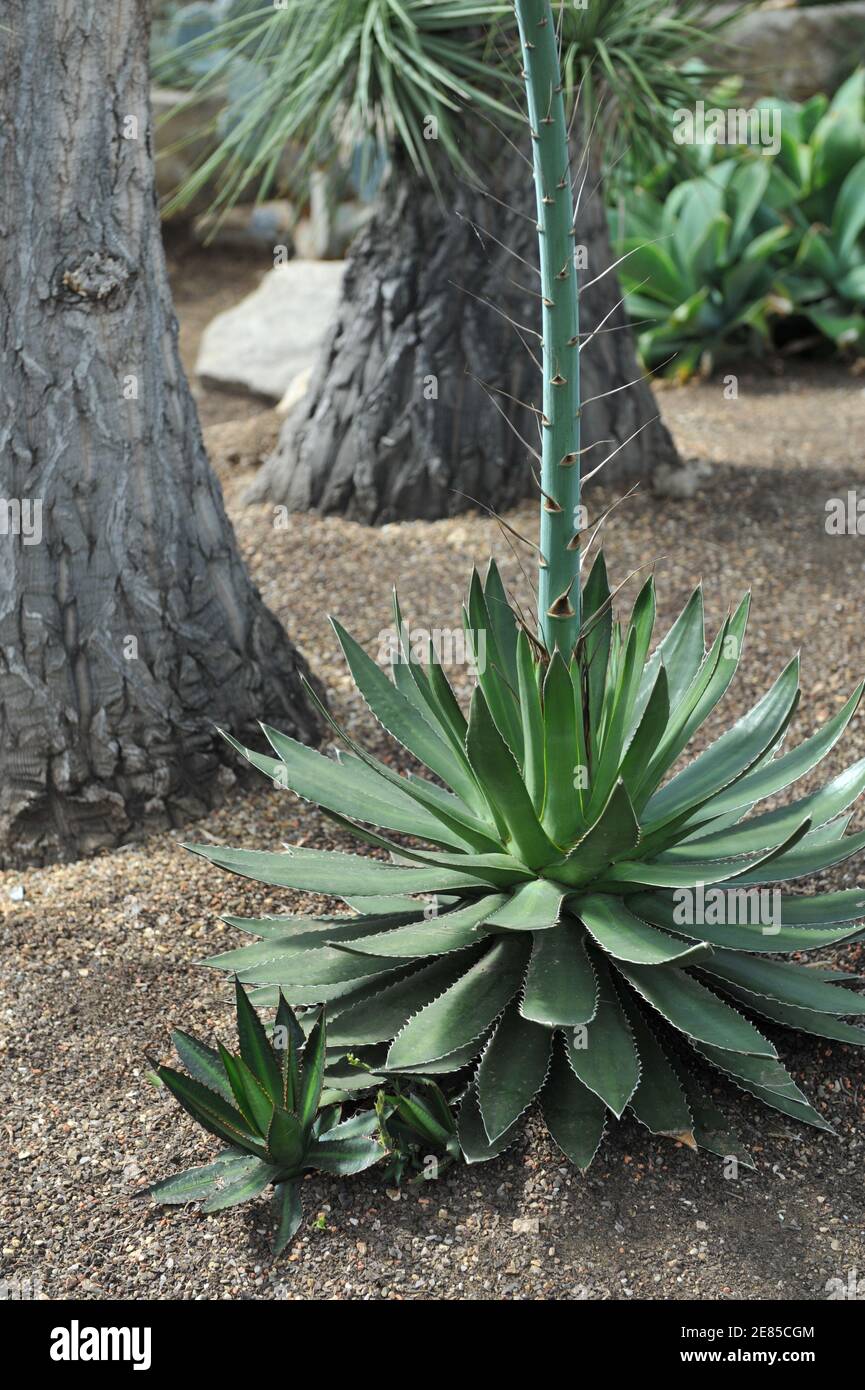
[0,1,318,867]
[249,144,681,524]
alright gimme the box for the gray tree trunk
[0,0,318,867]
[249,147,680,523]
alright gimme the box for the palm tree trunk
[0,0,319,866]
[249,142,680,524]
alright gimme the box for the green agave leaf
[232,942,408,989]
[684,682,863,827]
[200,1159,276,1213]
[620,665,670,795]
[458,1084,521,1164]
[556,779,640,888]
[692,1041,833,1132]
[483,558,520,690]
[708,978,865,1046]
[541,1040,607,1171]
[484,878,568,931]
[635,585,705,722]
[326,954,477,1047]
[273,1181,303,1256]
[266,1107,306,1171]
[331,616,484,811]
[577,893,713,966]
[466,569,523,760]
[591,578,656,809]
[476,1000,552,1142]
[220,911,403,940]
[520,922,597,1027]
[673,1066,755,1170]
[321,1110,379,1141]
[275,991,303,1110]
[624,1000,696,1146]
[638,885,865,929]
[643,656,800,831]
[568,954,639,1117]
[580,552,613,740]
[297,1008,327,1132]
[601,816,813,890]
[665,756,865,862]
[389,591,466,760]
[465,688,560,869]
[516,629,545,813]
[313,1134,383,1176]
[235,977,293,1106]
[171,1029,233,1103]
[186,842,497,896]
[390,1032,493,1075]
[697,954,865,1016]
[147,1151,261,1205]
[714,823,865,887]
[156,1065,266,1157]
[628,890,863,954]
[332,895,502,958]
[389,1092,454,1147]
[387,937,529,1068]
[205,914,419,973]
[541,651,583,846]
[218,1045,275,1136]
[614,961,777,1056]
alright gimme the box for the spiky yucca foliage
[148,981,382,1251]
[183,0,865,1173]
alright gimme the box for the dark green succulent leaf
[686,680,864,826]
[602,816,813,890]
[483,558,520,690]
[692,1041,834,1132]
[580,552,613,738]
[643,656,800,830]
[200,1158,277,1213]
[275,991,303,1109]
[620,664,670,796]
[465,688,560,869]
[171,1029,233,1103]
[633,584,704,721]
[218,1044,275,1136]
[568,954,640,1117]
[556,779,640,888]
[476,1000,552,1142]
[313,1134,383,1176]
[273,1181,303,1256]
[516,629,545,813]
[205,914,417,974]
[629,891,863,954]
[147,1151,260,1205]
[322,1110,380,1140]
[297,1009,327,1132]
[234,978,284,1105]
[231,942,411,988]
[467,569,524,761]
[266,1107,306,1171]
[541,1039,607,1170]
[387,937,529,1069]
[624,1000,696,1147]
[698,954,865,1016]
[331,616,485,811]
[327,954,479,1047]
[458,1084,521,1164]
[577,893,713,966]
[186,842,499,897]
[156,1065,267,1157]
[674,1067,755,1170]
[520,922,597,1027]
[541,651,583,846]
[708,978,865,1046]
[391,1031,493,1075]
[715,822,865,888]
[221,910,390,939]
[389,1092,454,1148]
[614,960,777,1056]
[333,895,502,958]
[484,878,568,931]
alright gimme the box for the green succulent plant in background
[178,0,865,1179]
[148,981,383,1252]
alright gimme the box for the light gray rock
[195,261,346,401]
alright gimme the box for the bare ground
[2,246,865,1301]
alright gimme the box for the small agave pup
[184,0,865,1173]
[148,982,382,1252]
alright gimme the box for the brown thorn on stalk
[542,492,562,513]
[550,373,568,387]
[547,580,576,621]
[556,261,570,280]
[542,194,556,206]
[541,414,552,428]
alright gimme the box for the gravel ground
[2,253,865,1300]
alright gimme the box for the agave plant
[148,981,382,1251]
[181,0,865,1175]
[376,1079,461,1184]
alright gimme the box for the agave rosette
[186,555,865,1171]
